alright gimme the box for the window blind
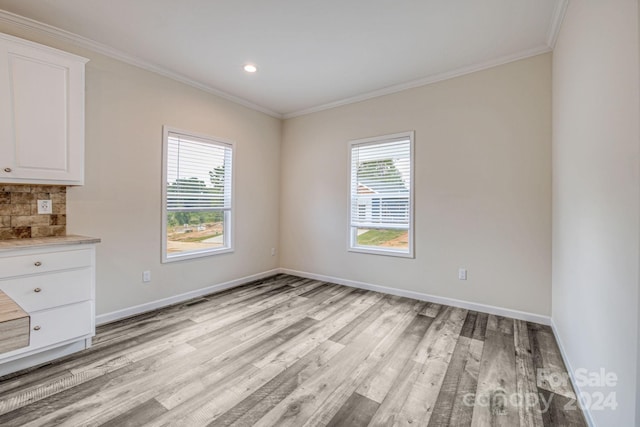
[350,138,411,229]
[166,132,232,212]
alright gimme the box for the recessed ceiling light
[244,64,257,73]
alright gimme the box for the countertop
[0,235,101,251]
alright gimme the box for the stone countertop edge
[0,235,101,251]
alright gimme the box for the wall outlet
[458,268,468,280]
[37,199,52,214]
[271,247,276,256]
[142,270,151,283]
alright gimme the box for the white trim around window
[348,131,415,258]
[161,126,235,263]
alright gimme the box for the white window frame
[348,131,415,258]
[161,126,235,263]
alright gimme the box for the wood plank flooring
[0,274,587,426]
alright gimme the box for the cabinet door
[0,34,87,185]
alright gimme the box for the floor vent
[183,297,209,307]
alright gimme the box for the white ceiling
[0,0,566,118]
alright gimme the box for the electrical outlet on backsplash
[0,184,67,239]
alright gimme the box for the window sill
[162,247,234,263]
[348,246,414,259]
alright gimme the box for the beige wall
[0,17,554,322]
[0,22,282,315]
[552,1,640,426]
[281,54,552,316]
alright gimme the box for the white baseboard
[550,319,596,427]
[96,266,550,326]
[279,268,551,325]
[95,269,280,325]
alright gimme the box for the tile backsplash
[0,185,66,240]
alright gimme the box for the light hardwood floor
[0,274,587,426]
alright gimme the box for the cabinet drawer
[29,301,93,350]
[0,269,92,312]
[0,249,92,279]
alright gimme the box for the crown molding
[283,45,552,119]
[0,9,283,119]
[547,0,569,48]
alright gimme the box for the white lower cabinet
[0,244,97,375]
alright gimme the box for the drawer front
[0,269,92,312]
[0,249,92,279]
[29,301,93,350]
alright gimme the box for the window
[162,127,233,262]
[349,131,414,257]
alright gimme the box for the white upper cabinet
[0,33,88,185]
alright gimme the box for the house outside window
[162,127,234,262]
[349,131,414,258]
